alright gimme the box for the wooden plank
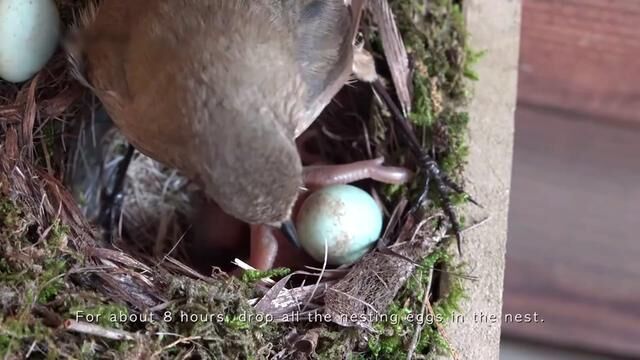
[518,0,640,123]
[502,103,640,358]
[437,1,521,359]
[502,339,609,360]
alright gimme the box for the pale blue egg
[0,0,60,82]
[296,184,383,265]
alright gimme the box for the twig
[166,257,215,283]
[406,269,432,360]
[152,336,202,358]
[426,300,460,360]
[63,319,136,341]
[148,301,176,313]
[327,288,379,314]
[370,0,412,114]
[461,215,491,234]
[87,247,153,273]
[303,236,329,312]
[25,341,38,358]
[157,225,190,266]
[232,259,276,286]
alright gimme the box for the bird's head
[191,102,304,247]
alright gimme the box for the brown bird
[68,0,412,270]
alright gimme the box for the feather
[292,0,369,136]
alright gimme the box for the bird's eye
[354,32,365,47]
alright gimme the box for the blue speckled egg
[296,184,383,265]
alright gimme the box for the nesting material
[68,112,197,257]
[0,0,478,358]
[325,224,445,329]
[103,131,196,256]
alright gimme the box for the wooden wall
[503,0,640,358]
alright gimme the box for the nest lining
[0,0,478,358]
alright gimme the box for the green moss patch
[357,0,479,357]
[0,195,287,358]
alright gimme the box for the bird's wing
[78,1,197,171]
[76,2,152,110]
[286,0,368,137]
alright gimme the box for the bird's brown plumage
[73,0,366,225]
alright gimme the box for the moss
[0,197,71,356]
[37,258,68,303]
[224,314,251,331]
[0,201,71,305]
[438,110,470,176]
[49,219,70,247]
[386,0,483,191]
[155,275,281,358]
[365,248,467,359]
[69,304,130,329]
[331,0,478,357]
[0,187,289,358]
[463,49,486,82]
[378,0,480,208]
[0,199,22,232]
[241,267,291,285]
[316,328,361,360]
[0,317,53,356]
[366,303,414,359]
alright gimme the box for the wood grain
[518,0,640,124]
[504,1,640,355]
[502,104,640,358]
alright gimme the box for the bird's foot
[98,144,135,241]
[369,80,479,254]
[412,153,479,255]
[351,37,476,253]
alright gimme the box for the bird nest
[0,0,479,358]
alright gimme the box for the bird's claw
[370,80,478,255]
[407,152,468,255]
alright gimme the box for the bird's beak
[280,220,300,248]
